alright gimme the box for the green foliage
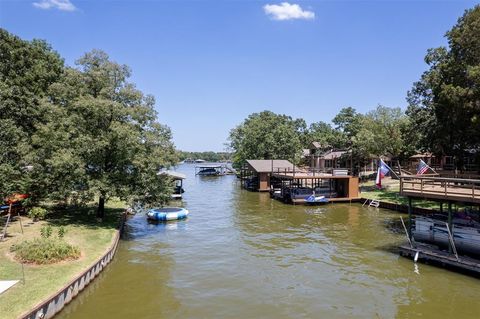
[407,5,480,170]
[32,50,178,216]
[10,237,80,264]
[28,207,48,221]
[305,121,347,150]
[355,105,411,159]
[40,225,52,239]
[228,111,306,167]
[0,29,177,217]
[58,226,66,239]
[0,28,64,201]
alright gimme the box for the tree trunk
[97,195,105,219]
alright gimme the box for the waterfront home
[304,142,381,175]
[407,151,478,172]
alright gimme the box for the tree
[32,50,177,217]
[228,111,305,167]
[407,5,480,171]
[361,105,411,160]
[304,121,346,150]
[332,107,363,140]
[0,29,64,200]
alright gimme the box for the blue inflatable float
[146,207,189,221]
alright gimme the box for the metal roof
[246,159,296,173]
[322,150,348,160]
[157,170,187,180]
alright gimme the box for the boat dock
[240,159,360,204]
[399,242,480,276]
[195,163,234,176]
[399,175,480,275]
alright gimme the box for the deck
[400,175,480,204]
[399,243,480,275]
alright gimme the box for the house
[408,151,478,172]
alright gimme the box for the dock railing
[400,175,480,203]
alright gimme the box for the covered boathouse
[240,159,359,204]
[270,169,360,204]
[241,160,298,192]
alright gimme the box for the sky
[0,0,478,151]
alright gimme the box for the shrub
[10,238,80,264]
[28,207,48,221]
[58,226,66,239]
[40,225,52,238]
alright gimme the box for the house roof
[321,150,348,160]
[246,159,297,173]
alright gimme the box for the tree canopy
[228,111,306,167]
[0,29,177,217]
[407,5,480,169]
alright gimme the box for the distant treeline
[177,151,232,163]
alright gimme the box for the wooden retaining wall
[19,213,127,319]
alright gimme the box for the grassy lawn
[360,179,442,210]
[0,199,124,319]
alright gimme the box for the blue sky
[0,0,478,151]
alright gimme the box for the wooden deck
[400,176,480,204]
[399,243,480,275]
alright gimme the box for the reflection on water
[57,164,480,319]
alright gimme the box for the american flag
[417,159,430,175]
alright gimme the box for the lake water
[57,164,480,319]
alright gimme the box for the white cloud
[263,2,315,21]
[33,0,76,12]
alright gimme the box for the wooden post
[408,197,412,240]
[440,202,443,213]
[448,202,453,254]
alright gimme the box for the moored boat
[305,195,329,204]
[413,216,480,255]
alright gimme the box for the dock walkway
[399,243,480,275]
[400,176,480,204]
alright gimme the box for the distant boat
[196,167,221,176]
[195,159,206,163]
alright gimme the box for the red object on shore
[5,193,29,204]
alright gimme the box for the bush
[28,207,48,221]
[11,238,80,264]
[58,226,66,239]
[40,225,52,238]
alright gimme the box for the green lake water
[57,164,480,319]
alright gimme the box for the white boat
[413,216,480,255]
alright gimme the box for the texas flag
[375,160,391,188]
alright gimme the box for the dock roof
[157,170,187,180]
[246,159,297,173]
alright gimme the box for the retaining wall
[360,198,437,215]
[19,213,127,319]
